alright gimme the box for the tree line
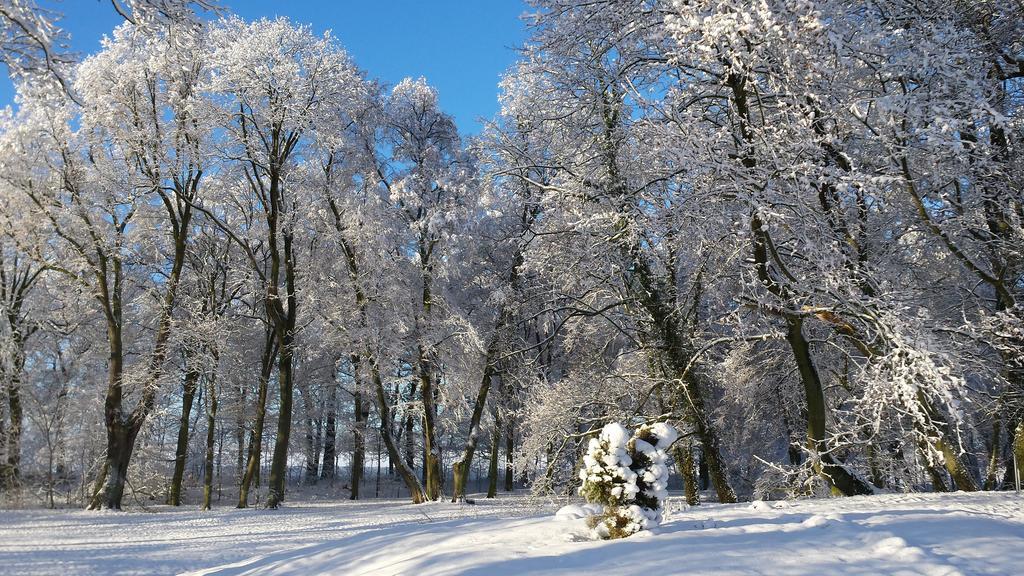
[0,0,1021,510]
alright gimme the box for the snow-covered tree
[578,422,678,539]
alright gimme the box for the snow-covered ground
[1,492,1022,575]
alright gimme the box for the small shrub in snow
[752,459,833,501]
[577,422,678,539]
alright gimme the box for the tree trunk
[422,444,428,487]
[724,68,868,498]
[262,153,300,510]
[678,374,737,503]
[370,356,425,503]
[401,405,413,469]
[452,336,499,502]
[3,366,23,487]
[322,381,337,482]
[0,397,8,487]
[202,372,217,510]
[351,387,367,499]
[866,440,886,489]
[935,434,978,491]
[238,328,276,508]
[784,316,874,496]
[418,344,442,500]
[93,419,138,510]
[265,328,295,508]
[698,449,709,490]
[983,421,1001,490]
[782,410,803,467]
[301,384,319,485]
[330,213,421,502]
[912,389,978,492]
[504,412,514,492]
[375,430,382,497]
[90,220,191,510]
[236,381,247,487]
[1000,419,1023,491]
[169,366,201,506]
[925,461,950,492]
[486,404,501,498]
[622,227,738,503]
[91,318,131,510]
[675,442,699,506]
[0,271,33,490]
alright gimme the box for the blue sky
[1,0,530,133]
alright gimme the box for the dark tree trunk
[452,336,500,502]
[782,410,802,467]
[375,430,382,497]
[1014,422,1024,490]
[784,316,874,496]
[486,405,501,499]
[91,203,192,510]
[265,328,295,508]
[238,328,277,508]
[0,398,7,487]
[236,381,247,487]
[169,366,201,506]
[322,379,337,481]
[3,365,23,487]
[504,413,514,492]
[590,77,737,503]
[415,251,443,501]
[202,371,217,510]
[912,388,978,492]
[90,318,131,510]
[723,67,870,497]
[351,388,367,499]
[675,442,699,506]
[455,251,520,502]
[327,210,421,502]
[96,425,137,511]
[418,343,441,500]
[404,386,416,470]
[1002,420,1023,490]
[370,357,425,503]
[925,458,950,492]
[680,374,737,503]
[866,440,886,489]
[620,222,737,502]
[302,384,319,485]
[262,147,300,510]
[983,421,1001,490]
[0,268,35,490]
[422,444,428,487]
[698,450,709,490]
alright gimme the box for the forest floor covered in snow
[1,491,1022,575]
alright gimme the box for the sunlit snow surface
[1,492,1022,575]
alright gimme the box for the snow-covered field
[1,492,1022,575]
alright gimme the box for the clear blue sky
[1,0,530,133]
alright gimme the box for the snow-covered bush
[577,422,678,539]
[752,459,833,501]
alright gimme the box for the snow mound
[871,536,927,562]
[554,504,602,521]
[801,514,830,528]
